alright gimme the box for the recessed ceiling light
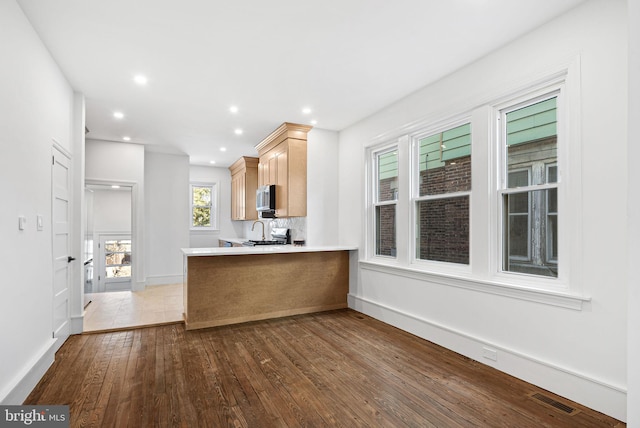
[111,185,121,189]
[234,128,243,135]
[133,75,148,85]
[122,136,131,141]
[220,147,227,152]
[113,111,124,119]
[209,160,216,164]
[302,107,312,114]
[310,120,318,125]
[229,105,239,114]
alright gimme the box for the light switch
[37,215,44,231]
[18,216,26,230]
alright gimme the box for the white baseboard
[348,293,627,422]
[70,314,84,335]
[145,275,183,287]
[0,338,58,405]
[132,280,146,292]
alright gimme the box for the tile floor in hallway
[84,283,184,333]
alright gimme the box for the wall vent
[529,392,580,416]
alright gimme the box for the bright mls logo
[0,406,69,427]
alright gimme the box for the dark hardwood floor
[25,309,624,427]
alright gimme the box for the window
[362,69,582,306]
[104,238,131,278]
[191,183,217,230]
[500,96,558,278]
[373,148,398,257]
[414,123,471,264]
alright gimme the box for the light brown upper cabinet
[256,122,312,218]
[229,156,259,221]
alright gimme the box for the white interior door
[52,146,72,346]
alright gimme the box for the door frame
[85,179,139,290]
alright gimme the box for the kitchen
[183,122,357,330]
[2,0,636,424]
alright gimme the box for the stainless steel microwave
[256,184,276,212]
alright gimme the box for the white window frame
[410,118,473,270]
[190,182,219,231]
[369,144,399,260]
[362,63,586,309]
[493,85,568,292]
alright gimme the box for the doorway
[84,184,133,293]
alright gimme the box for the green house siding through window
[378,151,398,180]
[419,123,471,171]
[507,97,557,146]
[377,99,555,188]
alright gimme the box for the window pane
[503,189,558,277]
[192,206,211,227]
[508,170,529,189]
[547,186,558,261]
[547,165,558,184]
[507,215,529,258]
[416,196,469,264]
[378,151,398,202]
[509,192,529,214]
[376,205,396,256]
[419,124,471,196]
[506,97,557,186]
[193,186,212,206]
[104,240,131,252]
[106,265,131,278]
[106,252,131,266]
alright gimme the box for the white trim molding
[348,293,626,421]
[0,338,57,405]
[145,274,183,287]
[360,261,589,310]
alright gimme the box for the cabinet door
[275,149,288,216]
[268,155,278,186]
[238,173,246,219]
[258,155,269,187]
[231,174,239,220]
[231,173,246,220]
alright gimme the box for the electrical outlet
[482,346,498,361]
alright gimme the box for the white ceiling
[17,0,585,167]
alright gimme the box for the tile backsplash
[269,217,306,242]
[244,217,306,242]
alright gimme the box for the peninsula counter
[181,245,357,330]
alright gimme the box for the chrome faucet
[251,220,265,241]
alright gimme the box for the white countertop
[182,245,358,256]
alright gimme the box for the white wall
[0,0,76,403]
[92,189,131,233]
[627,0,640,425]
[85,139,145,289]
[145,151,190,285]
[339,0,627,421]
[306,128,340,246]
[189,165,243,247]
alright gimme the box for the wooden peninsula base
[183,250,350,330]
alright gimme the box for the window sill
[189,228,219,234]
[359,260,590,310]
